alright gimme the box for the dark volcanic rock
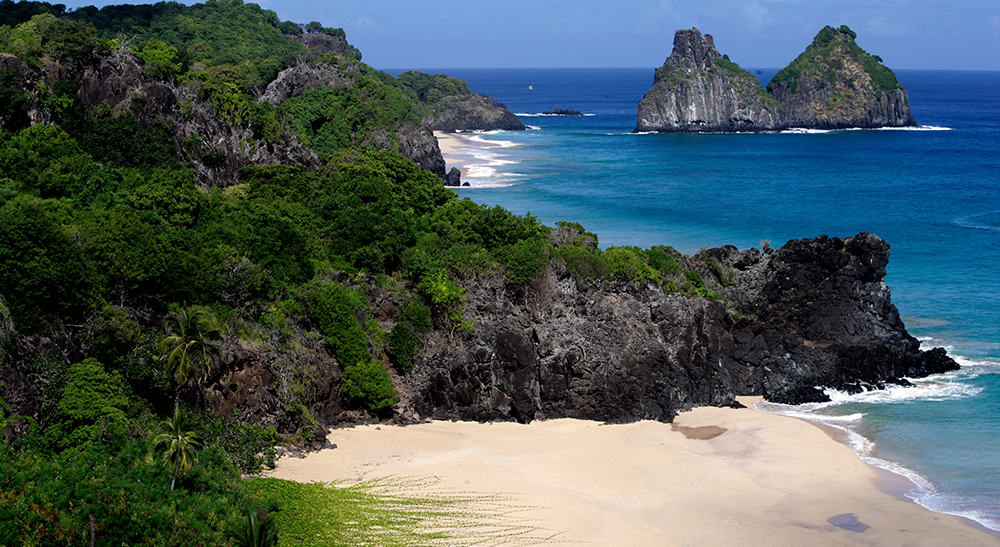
[636,28,782,133]
[426,94,525,132]
[444,167,462,186]
[403,233,956,423]
[543,109,583,116]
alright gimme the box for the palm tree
[158,305,222,407]
[151,407,201,492]
[228,512,279,547]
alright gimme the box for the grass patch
[244,476,561,546]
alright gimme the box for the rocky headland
[6,231,950,439]
[636,26,916,133]
[397,70,525,133]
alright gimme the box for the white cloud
[357,15,376,28]
[742,1,768,29]
[991,14,1000,37]
[866,16,910,37]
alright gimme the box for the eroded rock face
[259,63,350,105]
[425,94,525,132]
[766,27,915,129]
[636,27,916,133]
[636,28,782,133]
[402,233,956,423]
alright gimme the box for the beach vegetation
[388,322,419,372]
[159,305,223,404]
[152,407,202,491]
[243,476,554,546]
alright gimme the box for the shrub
[555,245,608,285]
[0,194,99,331]
[200,417,278,475]
[398,297,431,332]
[645,245,682,275]
[304,281,370,370]
[501,238,549,284]
[341,360,398,412]
[387,323,418,371]
[605,246,659,282]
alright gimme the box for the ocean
[384,67,1000,533]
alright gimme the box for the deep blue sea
[385,67,1000,532]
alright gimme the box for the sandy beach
[435,130,476,178]
[268,399,999,546]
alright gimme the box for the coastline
[265,399,997,546]
[434,130,521,187]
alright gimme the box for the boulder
[444,167,462,186]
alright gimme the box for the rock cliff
[636,28,782,133]
[2,51,322,187]
[636,27,915,133]
[1,233,957,433]
[424,93,525,132]
[767,26,916,129]
[399,233,954,423]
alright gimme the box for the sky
[58,0,1000,71]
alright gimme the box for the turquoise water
[387,67,1000,531]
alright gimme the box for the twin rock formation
[636,26,915,132]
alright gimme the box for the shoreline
[265,399,998,546]
[434,130,521,187]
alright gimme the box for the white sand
[267,400,999,546]
[435,130,491,179]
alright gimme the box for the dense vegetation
[768,25,902,94]
[0,1,735,543]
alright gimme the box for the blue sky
[60,0,1000,70]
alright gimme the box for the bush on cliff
[340,359,398,412]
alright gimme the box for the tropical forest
[0,0,731,544]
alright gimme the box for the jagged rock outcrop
[424,93,525,132]
[766,26,916,129]
[636,26,915,133]
[259,62,350,105]
[0,233,958,431]
[1,51,321,187]
[399,233,956,423]
[636,28,782,133]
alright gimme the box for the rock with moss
[768,25,915,129]
[635,28,782,133]
[397,70,524,132]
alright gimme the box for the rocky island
[636,26,916,132]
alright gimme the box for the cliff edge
[767,25,916,129]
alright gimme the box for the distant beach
[435,130,524,188]
[266,401,997,546]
